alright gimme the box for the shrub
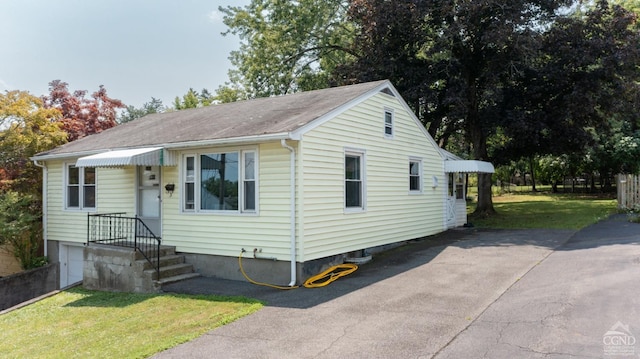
[0,191,47,269]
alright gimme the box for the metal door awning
[444,160,495,173]
[75,147,177,167]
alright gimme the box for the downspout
[280,139,297,286]
[33,160,48,257]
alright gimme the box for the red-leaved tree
[42,80,125,141]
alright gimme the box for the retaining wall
[0,263,58,311]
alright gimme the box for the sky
[0,0,249,109]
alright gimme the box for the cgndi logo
[603,321,636,357]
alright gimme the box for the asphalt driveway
[156,215,640,358]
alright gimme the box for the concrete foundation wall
[0,263,58,311]
[184,252,346,285]
[46,241,60,268]
[83,245,156,293]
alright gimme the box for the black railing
[87,213,161,279]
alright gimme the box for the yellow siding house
[32,80,493,287]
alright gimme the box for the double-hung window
[345,150,365,211]
[409,159,422,192]
[66,164,96,210]
[384,108,394,138]
[183,149,257,213]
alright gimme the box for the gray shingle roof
[37,80,389,157]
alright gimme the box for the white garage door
[60,244,84,288]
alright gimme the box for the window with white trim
[65,164,96,210]
[384,108,394,137]
[184,156,195,210]
[242,151,256,211]
[345,151,365,210]
[409,159,422,192]
[182,150,257,213]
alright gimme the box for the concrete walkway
[156,225,577,358]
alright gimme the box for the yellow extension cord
[238,251,358,290]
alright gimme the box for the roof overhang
[75,147,177,167]
[32,133,294,162]
[445,160,495,174]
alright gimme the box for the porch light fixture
[165,183,175,197]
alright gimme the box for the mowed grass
[468,193,617,229]
[0,287,262,359]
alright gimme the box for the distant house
[32,80,494,288]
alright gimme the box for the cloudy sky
[0,0,249,108]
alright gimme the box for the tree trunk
[467,110,495,215]
[463,73,495,217]
[475,172,495,215]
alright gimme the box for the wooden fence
[617,174,640,210]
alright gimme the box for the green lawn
[0,287,262,359]
[468,192,618,229]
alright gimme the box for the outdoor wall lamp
[165,183,175,197]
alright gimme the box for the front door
[137,166,161,236]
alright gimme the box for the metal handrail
[87,213,162,279]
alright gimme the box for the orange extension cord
[238,251,358,290]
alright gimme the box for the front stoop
[137,246,200,292]
[84,244,199,293]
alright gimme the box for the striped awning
[444,160,495,173]
[75,147,177,167]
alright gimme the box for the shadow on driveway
[162,215,640,309]
[162,221,588,309]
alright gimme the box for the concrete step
[138,254,185,271]
[156,272,200,286]
[146,263,194,281]
[134,245,176,261]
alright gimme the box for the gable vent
[380,88,395,97]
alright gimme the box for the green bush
[0,191,47,270]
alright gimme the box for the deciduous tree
[219,0,354,98]
[0,90,66,194]
[0,91,66,269]
[42,80,124,141]
[173,88,218,109]
[340,0,573,216]
[118,97,165,123]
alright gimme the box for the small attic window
[384,108,394,138]
[380,88,395,97]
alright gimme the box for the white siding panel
[162,142,294,259]
[300,92,446,261]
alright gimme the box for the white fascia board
[161,132,292,150]
[30,149,105,162]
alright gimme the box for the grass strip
[468,193,617,230]
[0,287,262,359]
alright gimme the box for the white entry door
[138,166,161,237]
[60,244,83,288]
